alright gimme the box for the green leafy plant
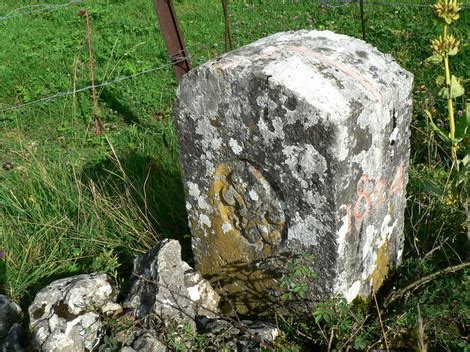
[279,253,316,301]
[278,296,372,350]
[166,321,209,352]
[313,297,370,350]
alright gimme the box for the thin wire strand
[364,1,469,8]
[1,59,462,115]
[319,0,469,9]
[319,0,355,8]
[0,0,83,21]
[7,3,62,15]
[0,58,188,114]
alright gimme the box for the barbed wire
[414,95,466,106]
[0,0,83,21]
[318,0,469,9]
[0,58,189,114]
[0,58,463,115]
[0,0,468,114]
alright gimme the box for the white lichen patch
[254,93,288,143]
[336,204,351,256]
[362,225,376,260]
[188,182,200,199]
[288,212,324,246]
[380,214,397,236]
[186,285,201,301]
[389,126,399,158]
[160,298,175,308]
[257,115,285,142]
[249,190,259,201]
[222,223,233,234]
[229,138,243,154]
[283,144,327,188]
[205,160,215,175]
[345,280,361,302]
[397,246,404,263]
[197,196,209,210]
[196,119,223,152]
[361,216,396,281]
[199,214,211,227]
[351,145,383,180]
[262,56,350,116]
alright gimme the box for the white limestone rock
[124,240,197,329]
[28,273,118,351]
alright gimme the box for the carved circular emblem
[211,161,285,246]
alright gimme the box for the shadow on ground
[81,151,191,260]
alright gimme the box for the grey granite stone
[174,30,413,313]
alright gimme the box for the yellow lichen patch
[196,162,284,314]
[369,240,390,291]
[388,202,396,215]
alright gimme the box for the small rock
[101,302,123,317]
[0,295,22,340]
[28,273,118,351]
[1,323,28,352]
[1,162,14,171]
[120,329,167,352]
[196,316,238,335]
[242,319,280,343]
[124,240,196,329]
[196,316,279,351]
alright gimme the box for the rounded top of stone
[186,30,412,116]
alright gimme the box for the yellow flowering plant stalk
[425,0,467,168]
[425,0,469,251]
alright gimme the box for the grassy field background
[1,0,469,349]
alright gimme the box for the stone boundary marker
[174,30,413,314]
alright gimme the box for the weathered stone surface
[120,329,167,352]
[0,295,27,352]
[196,316,279,351]
[0,295,22,340]
[181,261,221,317]
[1,323,28,352]
[28,273,118,351]
[174,30,413,312]
[124,239,197,328]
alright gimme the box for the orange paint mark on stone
[390,161,404,195]
[373,177,386,206]
[342,164,404,232]
[288,46,383,102]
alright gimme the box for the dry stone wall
[174,30,413,314]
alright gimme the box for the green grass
[0,0,469,349]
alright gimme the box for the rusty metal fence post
[152,0,191,81]
[222,0,233,52]
[359,0,366,41]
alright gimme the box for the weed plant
[0,0,468,349]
